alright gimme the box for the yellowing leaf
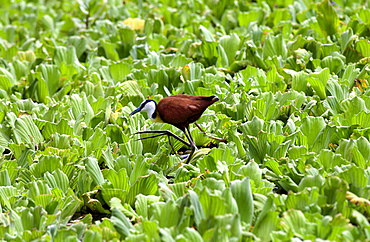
[123,18,145,31]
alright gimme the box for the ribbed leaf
[199,25,215,41]
[322,55,345,74]
[67,36,87,58]
[308,68,330,99]
[263,34,287,59]
[135,194,160,219]
[60,195,81,222]
[356,39,370,58]
[0,170,11,186]
[280,209,309,237]
[101,40,119,61]
[101,188,127,204]
[253,210,279,241]
[218,34,240,67]
[34,194,53,207]
[44,169,69,193]
[189,190,205,226]
[0,67,16,85]
[200,41,218,66]
[126,173,158,206]
[111,207,134,237]
[300,116,326,150]
[231,177,253,225]
[317,0,339,37]
[105,168,130,191]
[238,160,262,186]
[198,189,226,218]
[182,228,203,242]
[151,200,180,228]
[54,46,85,70]
[30,155,63,178]
[27,180,51,200]
[13,115,44,145]
[38,64,60,96]
[119,80,145,97]
[339,166,367,189]
[129,157,149,185]
[70,94,94,125]
[0,186,17,208]
[109,62,131,82]
[0,75,13,93]
[85,157,105,186]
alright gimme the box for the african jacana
[130,94,219,163]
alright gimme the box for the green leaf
[300,116,326,150]
[253,92,280,120]
[111,206,135,237]
[151,200,180,228]
[126,173,158,206]
[0,186,17,208]
[37,64,60,96]
[339,28,356,53]
[67,36,87,58]
[189,190,205,226]
[135,194,160,219]
[198,188,226,218]
[13,115,44,145]
[44,169,70,194]
[101,40,120,61]
[70,94,95,125]
[0,75,13,93]
[200,41,218,66]
[231,177,253,225]
[341,63,359,87]
[317,149,349,170]
[238,11,263,27]
[218,34,240,67]
[238,161,262,186]
[356,39,370,58]
[30,155,63,178]
[322,55,345,74]
[85,157,105,186]
[280,209,311,238]
[307,68,330,99]
[263,34,287,59]
[0,67,16,86]
[182,228,203,242]
[338,166,367,189]
[54,46,85,71]
[252,197,279,241]
[199,25,215,41]
[109,62,132,83]
[317,0,339,37]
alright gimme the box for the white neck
[141,101,157,120]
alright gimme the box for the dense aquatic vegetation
[0,0,370,241]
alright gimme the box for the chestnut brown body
[156,95,219,131]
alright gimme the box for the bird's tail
[208,96,219,103]
[193,95,219,104]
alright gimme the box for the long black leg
[194,123,227,142]
[135,133,167,140]
[183,126,197,163]
[134,130,191,147]
[167,135,177,154]
[134,129,197,163]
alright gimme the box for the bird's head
[130,100,157,119]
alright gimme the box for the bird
[130,94,219,163]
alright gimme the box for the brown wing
[157,95,218,128]
[157,96,202,125]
